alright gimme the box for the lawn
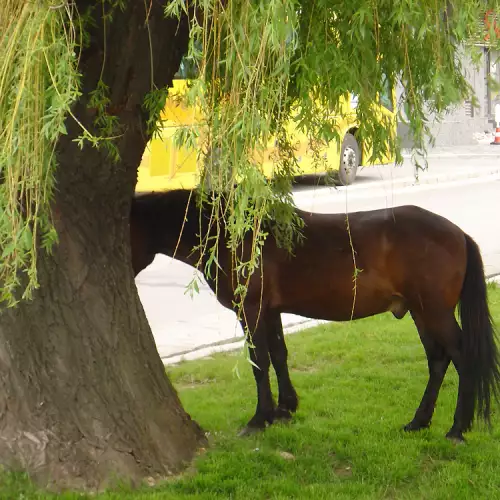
[4,284,500,499]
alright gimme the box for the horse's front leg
[238,308,276,436]
[267,310,299,421]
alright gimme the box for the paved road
[135,147,500,362]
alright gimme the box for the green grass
[4,284,500,499]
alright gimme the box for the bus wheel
[338,133,360,186]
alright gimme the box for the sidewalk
[135,144,500,365]
[293,143,500,205]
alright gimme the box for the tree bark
[0,1,205,491]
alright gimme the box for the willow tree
[0,0,499,492]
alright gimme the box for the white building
[398,45,500,147]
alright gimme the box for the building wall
[397,47,497,148]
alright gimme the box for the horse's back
[361,204,466,290]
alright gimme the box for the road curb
[162,317,328,365]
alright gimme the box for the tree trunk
[0,1,205,491]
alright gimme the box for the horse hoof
[274,407,293,421]
[403,421,429,432]
[238,425,264,437]
[445,430,466,444]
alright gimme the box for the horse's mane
[131,189,218,248]
[131,187,299,238]
[133,188,193,208]
[132,188,233,218]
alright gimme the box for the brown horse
[130,188,500,441]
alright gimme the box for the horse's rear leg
[238,308,276,436]
[407,311,473,441]
[404,311,451,432]
[430,316,474,441]
[267,311,298,421]
[444,329,476,442]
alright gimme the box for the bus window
[174,56,199,80]
[379,74,393,112]
[174,40,202,79]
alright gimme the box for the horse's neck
[152,198,216,269]
[153,218,203,269]
[162,239,202,269]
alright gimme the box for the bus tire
[338,133,360,186]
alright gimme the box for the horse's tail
[459,233,500,428]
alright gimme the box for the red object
[491,126,500,145]
[484,10,500,41]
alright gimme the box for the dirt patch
[277,451,296,461]
[333,465,353,477]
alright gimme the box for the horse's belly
[280,297,390,322]
[274,268,398,322]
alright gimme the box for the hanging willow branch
[0,0,81,306]
[0,0,499,311]
[161,0,500,330]
[163,0,306,329]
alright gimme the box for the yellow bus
[136,61,396,192]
